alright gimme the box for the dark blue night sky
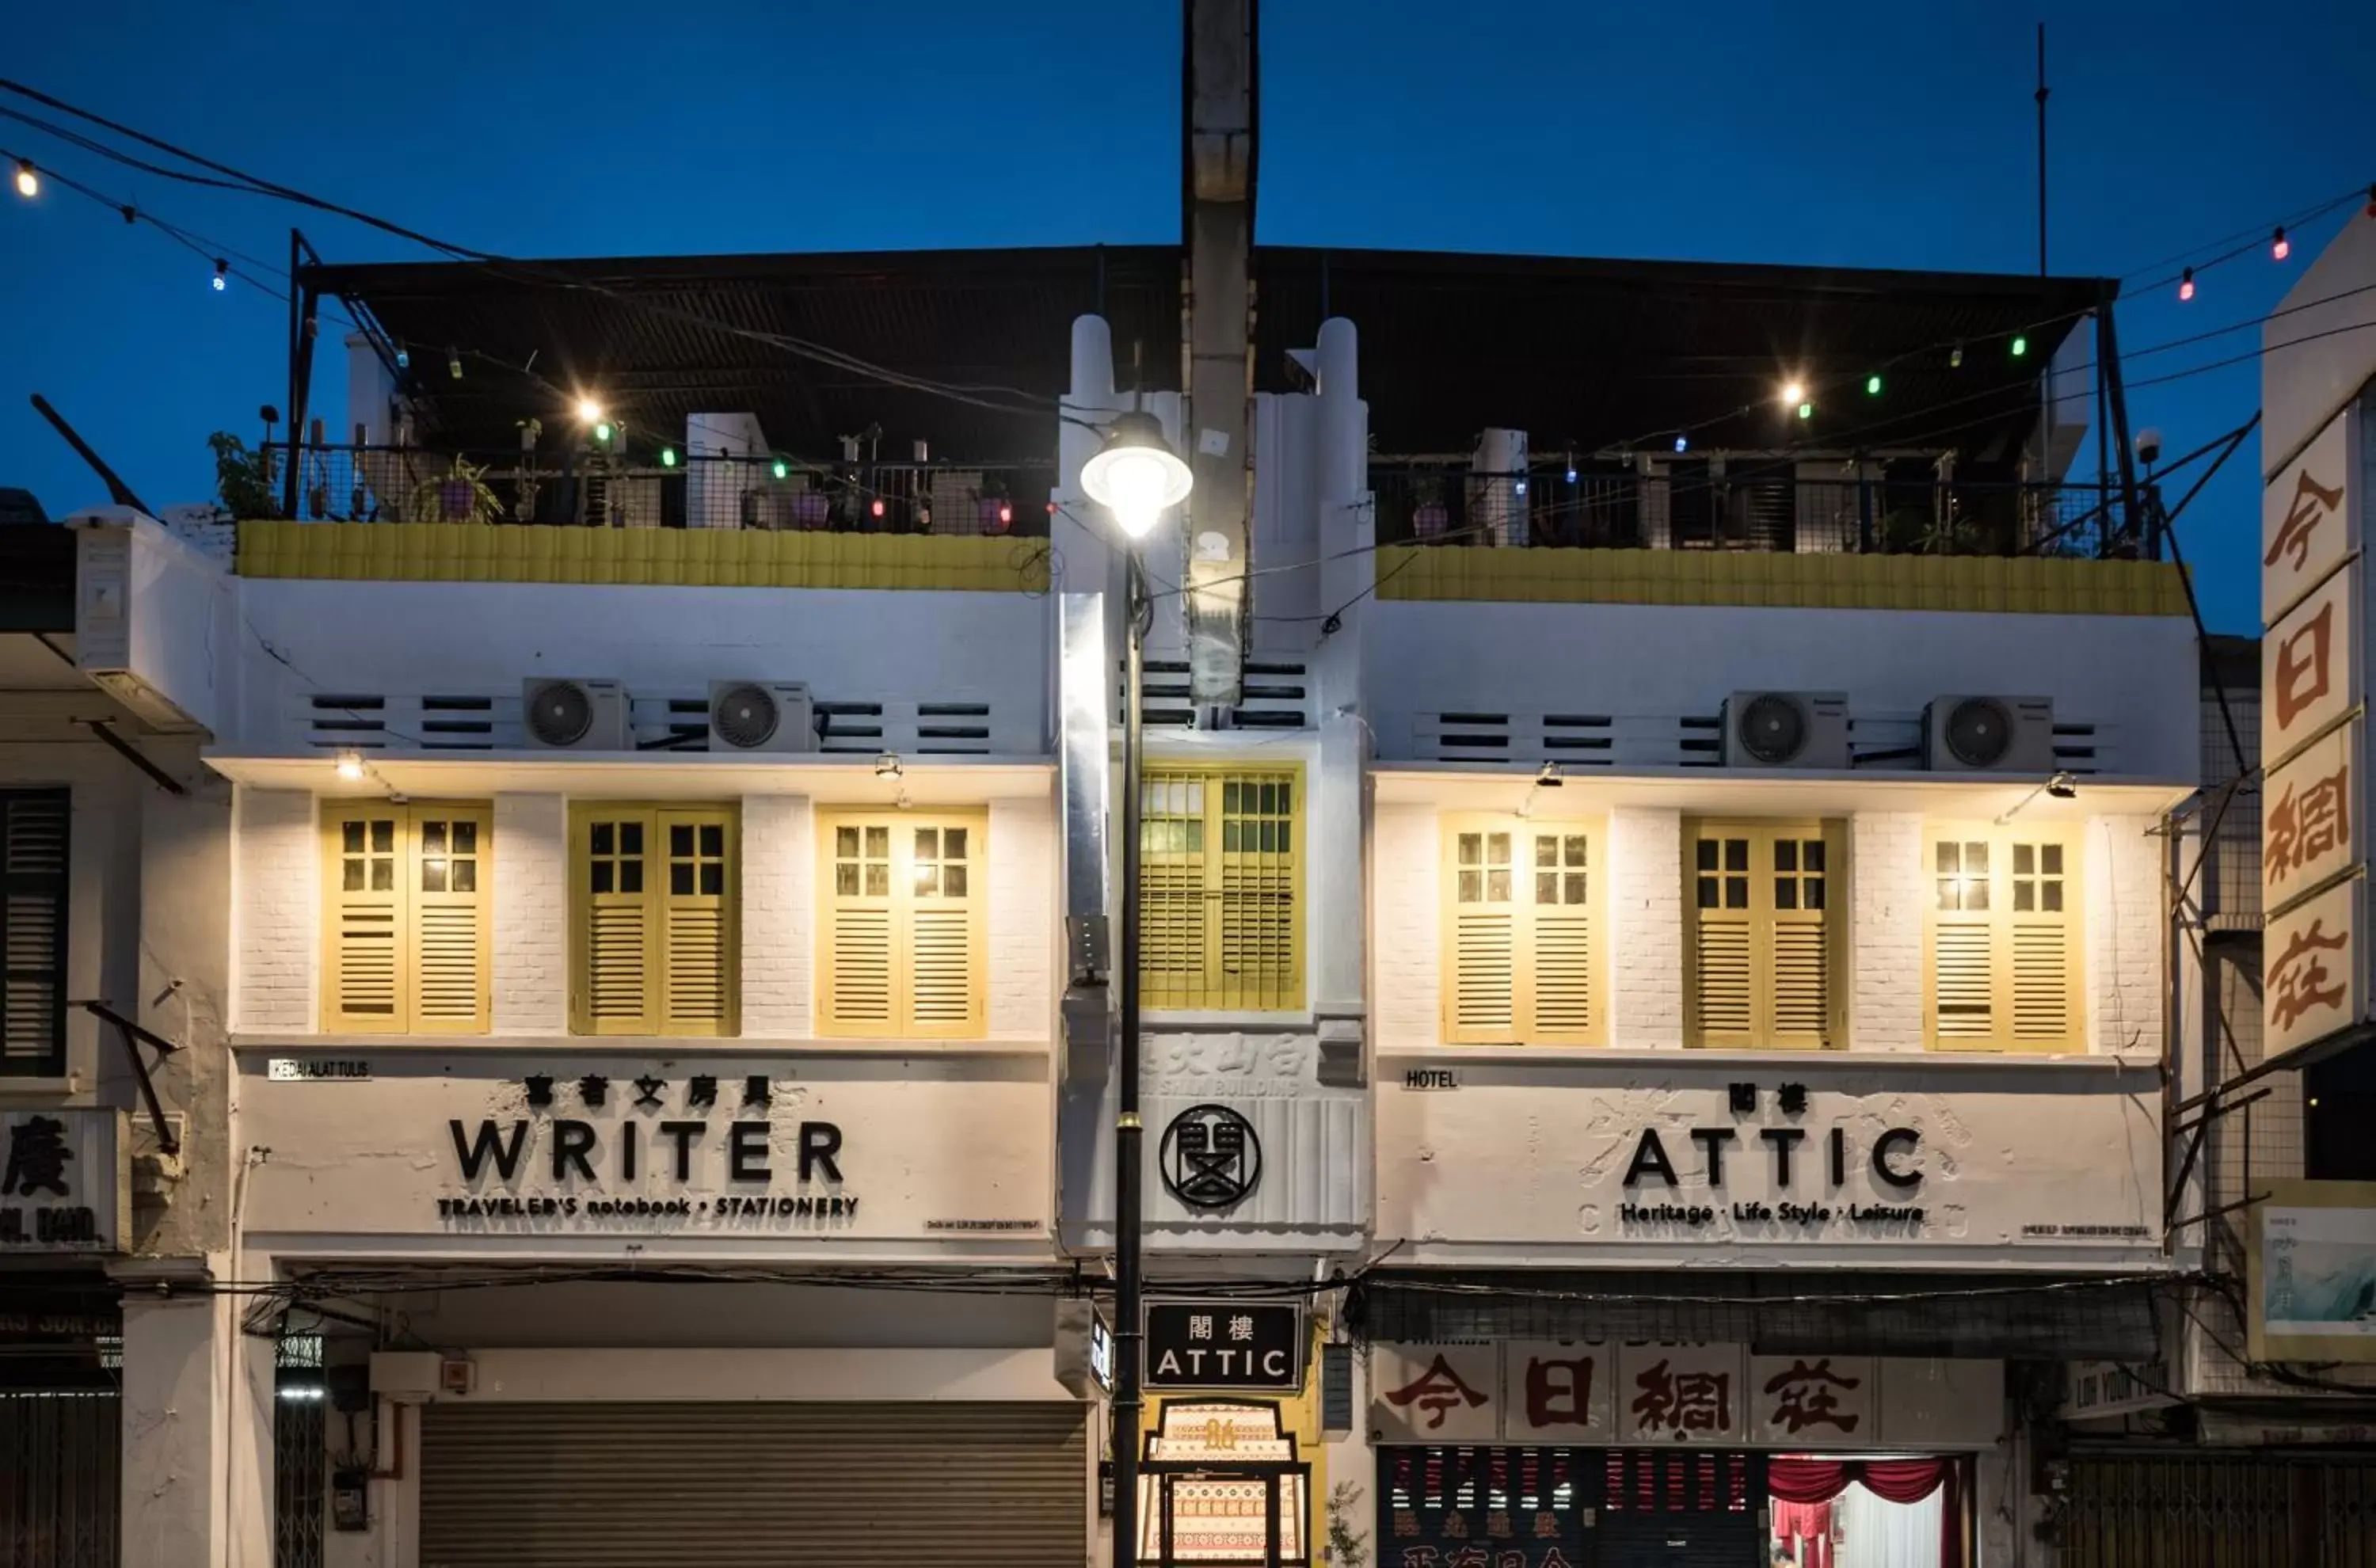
[6,0,2372,632]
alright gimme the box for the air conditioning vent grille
[1736,694,1809,764]
[1944,697,2016,769]
[527,682,594,747]
[710,683,781,750]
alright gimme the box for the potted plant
[406,455,501,525]
[208,432,277,519]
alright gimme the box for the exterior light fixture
[575,397,604,424]
[1080,411,1194,540]
[593,421,614,445]
[870,498,886,519]
[1865,374,1883,396]
[660,446,678,468]
[1780,380,1807,406]
[874,753,903,778]
[1513,478,1529,497]
[2009,335,2028,358]
[212,260,228,292]
[1797,402,1814,421]
[334,751,367,782]
[2273,227,2290,262]
[2178,268,2195,302]
[13,160,36,198]
[771,457,789,480]
[1673,434,1689,455]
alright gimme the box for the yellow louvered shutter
[323,808,405,1031]
[1927,825,2081,1051]
[658,809,735,1036]
[323,803,492,1033]
[1136,767,1302,1010]
[576,809,654,1033]
[1445,822,1517,1043]
[818,812,984,1038]
[1528,827,1598,1043]
[1686,822,1837,1049]
[409,806,490,1033]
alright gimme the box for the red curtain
[1765,1457,1963,1568]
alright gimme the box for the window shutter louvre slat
[1532,910,1596,1041]
[1451,911,1516,1037]
[1933,923,1996,1041]
[1140,767,1301,1011]
[910,908,973,1026]
[324,809,406,1033]
[1693,917,1754,1041]
[2,794,70,1073]
[409,806,490,1034]
[663,904,729,1028]
[1769,919,1829,1041]
[2011,922,2070,1043]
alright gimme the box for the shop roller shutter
[420,1401,1085,1568]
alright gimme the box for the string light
[1780,379,1807,407]
[1796,402,1814,421]
[593,421,613,443]
[334,750,367,782]
[2178,267,2195,302]
[771,457,789,480]
[1513,478,1529,497]
[1864,374,1883,396]
[1950,344,1964,369]
[394,347,409,370]
[1564,453,1578,485]
[2272,227,2290,262]
[12,159,35,198]
[660,446,677,468]
[999,504,1013,526]
[446,348,462,381]
[870,498,886,519]
[2009,335,2028,358]
[211,258,227,291]
[1673,434,1689,455]
[574,397,604,424]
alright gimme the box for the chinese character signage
[0,1110,128,1253]
[1371,1343,1500,1442]
[2266,722,2358,901]
[1144,1300,1305,1391]
[1503,1341,1613,1441]
[2264,413,2356,625]
[1618,1342,1743,1444]
[1751,1355,1875,1441]
[2265,878,2363,1063]
[2250,1178,2376,1364]
[2264,564,2355,768]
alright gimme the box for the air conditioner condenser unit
[1721,691,1851,769]
[707,680,817,753]
[522,678,632,750]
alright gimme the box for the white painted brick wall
[738,795,811,1037]
[1373,803,1439,1049]
[988,797,1053,1038]
[1849,811,1925,1052]
[1609,807,1681,1047]
[2089,813,2164,1056]
[490,794,566,1033]
[234,787,315,1032]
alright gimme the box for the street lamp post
[1082,410,1194,1568]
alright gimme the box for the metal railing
[1370,463,2157,559]
[250,445,1056,535]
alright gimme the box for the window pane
[837,825,859,858]
[1564,835,1589,868]
[916,828,939,861]
[592,861,613,894]
[1774,839,1798,872]
[865,862,889,897]
[866,825,889,858]
[1459,870,1483,904]
[1536,872,1558,905]
[1259,821,1279,854]
[1804,878,1824,911]
[453,821,478,854]
[421,858,447,893]
[944,864,968,898]
[342,821,364,854]
[1724,839,1749,872]
[700,863,723,896]
[1697,876,1719,908]
[371,858,393,891]
[2014,881,2034,912]
[2014,843,2035,875]
[1965,842,1988,874]
[2042,844,2063,875]
[421,821,447,853]
[1803,840,1825,873]
[671,824,695,857]
[592,822,615,855]
[916,866,941,896]
[2042,881,2063,913]
[836,863,859,896]
[1936,879,1958,912]
[1224,782,1240,814]
[1487,833,1510,866]
[1967,880,1989,911]
[1276,822,1291,853]
[672,863,694,896]
[945,828,968,862]
[619,822,643,855]
[1776,879,1798,910]
[1186,821,1203,852]
[453,861,475,893]
[620,861,642,895]
[1565,871,1588,905]
[1936,841,1959,874]
[343,859,364,892]
[1726,876,1749,909]
[1487,870,1510,902]
[1697,839,1719,871]
[1536,835,1559,867]
[371,820,395,853]
[1223,822,1241,854]
[701,824,724,857]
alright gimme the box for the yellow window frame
[1682,818,1845,1050]
[816,808,988,1039]
[1922,820,2086,1052]
[567,803,740,1037]
[319,801,492,1035]
[1139,763,1305,1012]
[1439,812,1608,1046]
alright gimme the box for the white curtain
[1836,1480,1940,1568]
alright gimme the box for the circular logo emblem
[1159,1103,1262,1211]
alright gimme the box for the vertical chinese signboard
[0,1109,128,1252]
[2261,395,2370,1064]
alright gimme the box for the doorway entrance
[1138,1401,1312,1568]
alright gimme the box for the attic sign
[440,1072,857,1230]
[1615,1082,1927,1230]
[1144,1300,1305,1391]
[0,1110,128,1253]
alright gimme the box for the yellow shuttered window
[1441,814,1605,1045]
[817,811,986,1039]
[1684,820,1841,1049]
[321,802,491,1034]
[1139,767,1303,1011]
[1925,824,2084,1052]
[569,805,738,1037]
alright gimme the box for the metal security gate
[0,1390,118,1568]
[420,1401,1086,1567]
[2064,1453,2376,1568]
[1594,1449,1763,1567]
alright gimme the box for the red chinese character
[1384,1355,1491,1431]
[1523,1356,1597,1429]
[2275,602,2336,733]
[2271,919,2350,1031]
[2267,764,2351,889]
[2266,468,2347,572]
[1631,1358,1731,1437]
[1761,1358,1864,1435]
